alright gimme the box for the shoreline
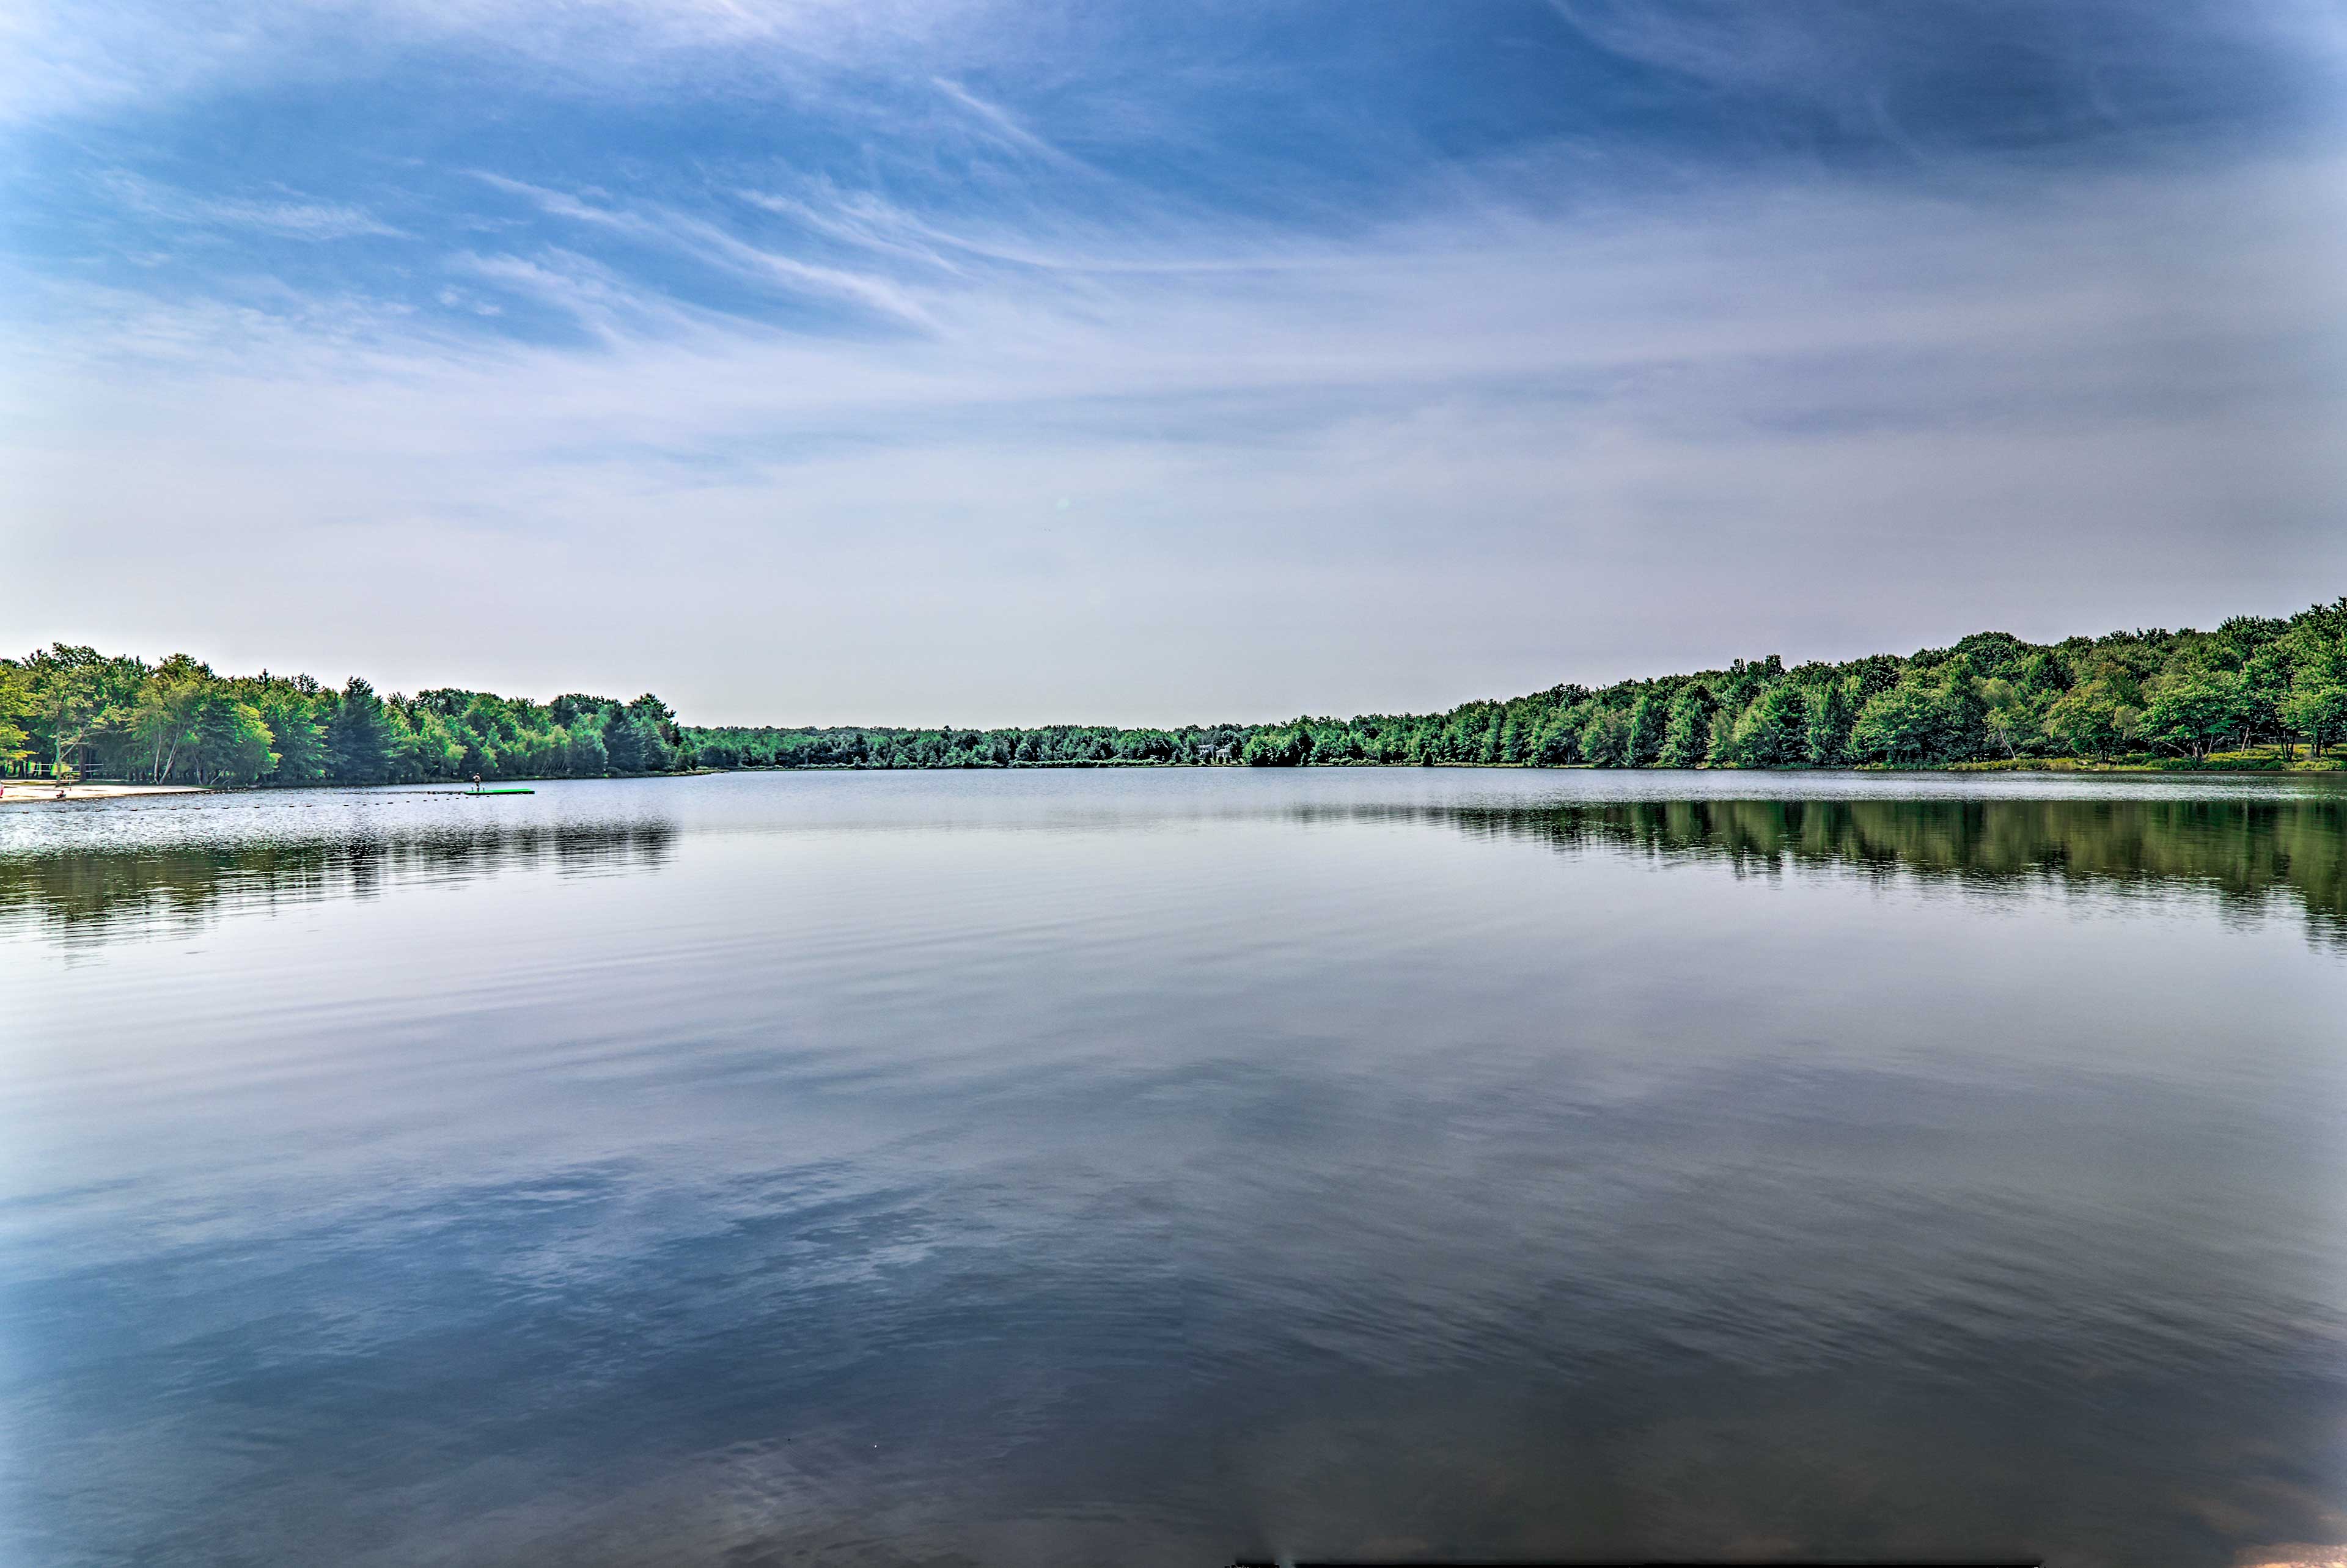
[6,758,2337,806]
[715,757,2347,776]
[0,771,701,805]
[0,782,210,805]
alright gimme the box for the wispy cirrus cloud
[4,0,2345,720]
[470,173,936,328]
[732,186,974,277]
[0,0,986,127]
[928,76,1097,174]
[9,144,2345,721]
[1544,0,2347,145]
[98,172,404,241]
[446,249,694,340]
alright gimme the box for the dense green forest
[688,597,2347,772]
[0,648,691,785]
[9,595,2345,786]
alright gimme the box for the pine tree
[194,695,277,785]
[602,705,647,771]
[1733,682,1810,766]
[260,691,328,783]
[326,678,394,783]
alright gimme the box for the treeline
[0,648,693,785]
[685,722,1262,771]
[689,597,2347,771]
[13,596,2345,784]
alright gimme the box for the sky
[4,1,2345,727]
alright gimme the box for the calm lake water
[4,769,2345,1567]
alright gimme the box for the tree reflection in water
[1298,794,2347,945]
[0,821,678,942]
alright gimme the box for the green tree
[193,695,277,785]
[131,666,207,782]
[257,691,328,783]
[2236,645,2291,752]
[1979,680,2042,759]
[1496,709,1526,764]
[565,722,609,775]
[2015,651,2068,698]
[1733,682,1810,766]
[1241,725,1309,766]
[2142,672,2244,760]
[626,694,680,764]
[601,706,647,771]
[1849,683,1942,764]
[1805,679,1856,766]
[1625,692,1667,767]
[408,709,468,779]
[1950,631,2030,679]
[1659,686,1715,768]
[384,703,424,780]
[28,645,108,778]
[2279,629,2347,758]
[2041,679,2134,761]
[1580,706,1630,768]
[326,678,395,783]
[0,664,31,764]
[1704,706,1739,766]
[1527,713,1574,765]
[633,715,675,772]
[2281,679,2347,758]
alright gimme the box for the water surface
[5,769,2345,1566]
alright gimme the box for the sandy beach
[0,782,209,804]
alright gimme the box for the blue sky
[6,0,2345,724]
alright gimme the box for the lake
[4,769,2344,1567]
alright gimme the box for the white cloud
[6,148,2344,721]
[98,172,405,241]
[928,76,1096,174]
[0,0,987,128]
[471,174,937,327]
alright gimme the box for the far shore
[0,772,711,805]
[4,757,2340,807]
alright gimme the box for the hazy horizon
[7,1,2345,728]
